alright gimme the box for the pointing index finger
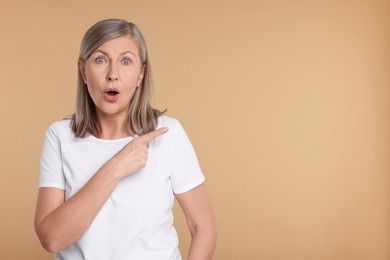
[138,127,168,144]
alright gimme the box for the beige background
[1,0,389,259]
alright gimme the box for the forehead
[96,35,140,56]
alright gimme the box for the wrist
[101,157,123,182]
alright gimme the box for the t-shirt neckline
[85,134,135,143]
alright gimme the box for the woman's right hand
[111,127,168,178]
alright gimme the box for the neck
[95,112,131,140]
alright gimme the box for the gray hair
[71,18,164,137]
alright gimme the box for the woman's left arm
[176,183,217,260]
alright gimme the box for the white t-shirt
[39,115,205,260]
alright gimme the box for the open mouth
[106,90,119,96]
[105,89,120,96]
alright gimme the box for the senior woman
[34,19,217,260]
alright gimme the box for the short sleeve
[39,125,66,189]
[170,121,205,194]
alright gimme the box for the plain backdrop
[1,0,389,259]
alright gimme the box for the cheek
[86,85,97,101]
[85,72,102,97]
[127,72,143,86]
[85,64,106,84]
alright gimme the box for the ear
[78,60,87,84]
[137,65,146,87]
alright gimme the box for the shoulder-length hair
[71,18,164,138]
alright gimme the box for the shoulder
[45,118,74,139]
[156,115,189,146]
[157,115,180,129]
[157,115,195,147]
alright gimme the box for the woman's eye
[122,58,132,65]
[95,57,106,64]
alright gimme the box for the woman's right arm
[34,159,122,253]
[34,128,167,253]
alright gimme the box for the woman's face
[80,35,144,120]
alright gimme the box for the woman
[34,19,217,260]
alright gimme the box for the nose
[107,74,119,81]
[107,64,119,81]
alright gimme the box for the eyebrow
[93,49,136,57]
